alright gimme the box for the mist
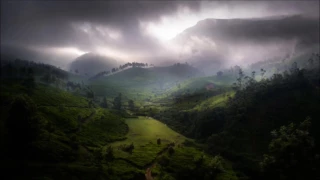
[1,1,320,180]
[1,1,319,72]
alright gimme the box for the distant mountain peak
[69,53,118,76]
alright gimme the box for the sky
[1,1,319,71]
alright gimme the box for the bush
[120,143,134,154]
[168,146,175,156]
[158,155,170,167]
[208,155,225,173]
[105,146,114,162]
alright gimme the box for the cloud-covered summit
[1,1,319,70]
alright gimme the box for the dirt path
[144,143,175,180]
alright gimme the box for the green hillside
[1,50,320,180]
[88,64,204,101]
[0,59,237,180]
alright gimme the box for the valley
[1,2,319,179]
[1,50,319,179]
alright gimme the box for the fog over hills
[2,1,319,74]
[69,53,118,76]
[171,15,319,75]
[1,1,320,180]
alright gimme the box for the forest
[1,48,319,180]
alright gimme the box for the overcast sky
[1,1,319,70]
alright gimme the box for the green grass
[191,91,235,111]
[109,160,144,179]
[1,69,240,179]
[153,146,238,180]
[78,108,128,147]
[32,85,88,107]
[38,106,94,132]
[164,75,235,96]
[107,116,187,167]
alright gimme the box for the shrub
[120,143,134,154]
[208,155,225,173]
[105,146,114,162]
[168,146,175,156]
[158,155,170,166]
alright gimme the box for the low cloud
[1,1,319,70]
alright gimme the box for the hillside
[1,49,319,180]
[69,53,118,76]
[152,59,320,179]
[88,63,205,102]
[0,59,237,180]
[179,15,319,46]
[2,1,320,180]
[101,63,204,82]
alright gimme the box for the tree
[168,146,175,155]
[251,71,256,79]
[7,95,36,138]
[260,68,266,79]
[122,143,134,154]
[41,73,51,83]
[5,95,45,161]
[93,148,103,175]
[105,146,114,162]
[23,72,36,94]
[128,99,135,111]
[307,58,314,68]
[113,93,122,110]
[260,117,319,179]
[289,62,299,74]
[217,71,223,77]
[101,96,108,108]
[233,66,244,91]
[86,89,94,99]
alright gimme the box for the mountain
[181,15,319,44]
[172,15,320,75]
[69,53,118,76]
[100,63,204,83]
[0,44,47,63]
[87,63,205,100]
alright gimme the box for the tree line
[89,62,154,80]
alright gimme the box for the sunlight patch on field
[191,91,235,111]
[107,116,187,166]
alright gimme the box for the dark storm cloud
[185,15,319,45]
[0,1,200,50]
[0,0,319,70]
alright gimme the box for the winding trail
[144,143,175,180]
